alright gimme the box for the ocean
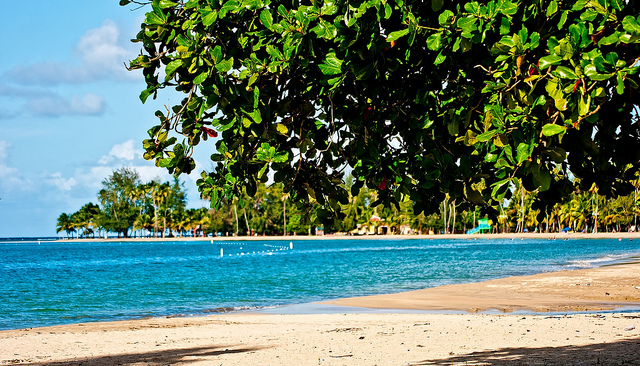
[1,237,639,330]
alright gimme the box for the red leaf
[202,127,218,138]
[378,176,387,190]
[572,79,581,93]
[364,107,372,121]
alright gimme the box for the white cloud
[136,165,170,183]
[6,20,136,86]
[26,93,105,117]
[76,20,132,78]
[0,140,31,192]
[98,140,142,164]
[47,172,77,192]
[74,166,118,191]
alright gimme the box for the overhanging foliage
[122,0,640,222]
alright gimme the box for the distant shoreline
[45,231,640,242]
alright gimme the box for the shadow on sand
[412,337,640,365]
[15,344,268,366]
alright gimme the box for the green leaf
[426,33,442,51]
[260,9,273,29]
[554,66,578,79]
[438,10,454,26]
[499,17,511,35]
[202,10,218,26]
[434,51,446,65]
[211,46,223,64]
[491,178,511,201]
[216,58,234,73]
[158,158,173,168]
[384,3,392,18]
[599,33,619,46]
[616,71,625,95]
[476,130,498,142]
[546,0,558,17]
[578,94,591,116]
[557,10,568,29]
[538,55,562,69]
[516,143,529,164]
[251,109,262,124]
[164,59,182,80]
[273,152,288,163]
[464,2,479,14]
[542,123,566,136]
[145,12,166,25]
[258,163,268,179]
[140,88,152,103]
[193,71,208,84]
[158,0,178,8]
[497,1,518,15]
[622,16,640,35]
[533,168,551,191]
[387,28,410,42]
[318,52,343,75]
[432,0,444,11]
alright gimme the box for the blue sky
[0,2,211,237]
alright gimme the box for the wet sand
[325,262,640,313]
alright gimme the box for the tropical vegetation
[57,167,640,238]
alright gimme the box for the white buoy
[290,242,293,249]
[220,248,224,257]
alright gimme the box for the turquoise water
[1,237,639,330]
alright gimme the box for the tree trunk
[451,201,456,234]
[234,205,239,235]
[635,188,638,231]
[243,208,250,235]
[520,188,525,233]
[443,200,447,234]
[153,198,158,238]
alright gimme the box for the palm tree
[549,203,563,233]
[56,213,75,239]
[134,213,154,237]
[569,193,591,232]
[172,211,189,237]
[144,181,172,237]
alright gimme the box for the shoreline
[2,262,640,365]
[21,230,640,243]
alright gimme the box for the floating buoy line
[213,241,294,257]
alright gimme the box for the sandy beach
[2,258,640,365]
[51,231,640,242]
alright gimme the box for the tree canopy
[122,0,640,223]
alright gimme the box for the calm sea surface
[1,237,639,330]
